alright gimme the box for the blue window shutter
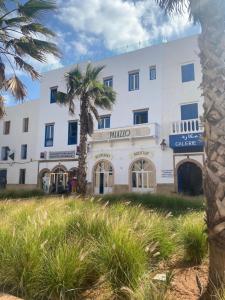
[105,117,110,128]
[50,88,57,103]
[68,122,77,145]
[181,103,198,120]
[134,111,148,125]
[181,64,195,82]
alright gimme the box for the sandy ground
[0,296,22,300]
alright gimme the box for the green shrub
[0,189,44,200]
[94,226,148,296]
[180,213,208,264]
[101,193,204,213]
[34,242,96,299]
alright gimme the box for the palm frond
[4,16,28,26]
[21,23,55,36]
[18,0,57,19]
[90,104,99,121]
[14,56,40,79]
[57,91,75,114]
[94,85,116,110]
[155,0,187,14]
[5,75,27,100]
[32,39,60,57]
[0,95,5,119]
[0,58,5,86]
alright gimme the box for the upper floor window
[50,87,58,104]
[21,144,27,160]
[68,121,78,145]
[129,71,139,91]
[150,65,156,80]
[19,169,26,184]
[103,77,113,88]
[23,118,29,132]
[98,115,110,129]
[181,103,198,120]
[133,110,148,125]
[1,146,9,161]
[45,124,54,147]
[3,121,10,135]
[181,63,195,83]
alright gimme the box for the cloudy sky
[7,0,200,104]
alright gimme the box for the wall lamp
[160,139,167,151]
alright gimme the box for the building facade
[0,35,204,195]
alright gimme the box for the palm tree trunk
[199,3,225,297]
[77,97,88,195]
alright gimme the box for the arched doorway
[177,161,203,196]
[50,165,68,194]
[93,160,114,194]
[130,158,156,193]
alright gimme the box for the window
[19,169,26,184]
[23,118,29,132]
[150,66,156,80]
[181,103,198,120]
[129,71,139,91]
[1,147,9,161]
[98,115,110,129]
[133,110,148,125]
[45,124,54,147]
[68,121,78,145]
[103,77,113,87]
[21,144,27,160]
[3,121,10,135]
[50,87,57,103]
[181,63,195,82]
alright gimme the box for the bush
[34,242,95,299]
[94,226,148,296]
[180,213,208,264]
[0,189,44,200]
[101,193,204,213]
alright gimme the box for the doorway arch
[129,158,156,192]
[93,160,114,195]
[50,165,68,194]
[177,160,203,196]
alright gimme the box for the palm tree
[0,0,60,117]
[57,63,116,195]
[156,0,225,296]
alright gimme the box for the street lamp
[160,139,167,151]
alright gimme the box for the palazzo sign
[169,133,203,149]
[49,151,76,159]
[109,129,131,139]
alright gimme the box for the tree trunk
[77,97,88,195]
[198,1,225,297]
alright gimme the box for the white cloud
[57,0,192,52]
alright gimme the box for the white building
[0,35,204,195]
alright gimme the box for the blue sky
[6,0,200,105]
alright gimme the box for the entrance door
[94,161,113,195]
[0,169,7,189]
[177,162,203,196]
[99,173,104,194]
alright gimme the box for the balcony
[171,118,203,135]
[91,123,159,143]
[169,119,204,150]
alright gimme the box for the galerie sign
[169,133,203,149]
[49,151,76,159]
[94,153,112,160]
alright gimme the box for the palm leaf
[14,56,40,79]
[57,91,75,114]
[4,17,28,26]
[5,75,27,100]
[90,104,99,121]
[18,0,57,18]
[21,23,55,36]
[0,95,5,118]
[155,0,187,14]
[0,58,5,87]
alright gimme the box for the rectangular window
[150,65,156,80]
[181,103,198,120]
[98,115,110,129]
[3,121,10,135]
[21,144,27,160]
[68,121,78,145]
[133,110,148,125]
[23,118,29,132]
[1,147,9,161]
[50,87,58,104]
[181,63,195,82]
[129,71,139,91]
[45,124,54,147]
[19,169,26,184]
[103,77,113,87]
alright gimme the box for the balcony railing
[171,119,203,135]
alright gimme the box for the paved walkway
[0,295,22,300]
